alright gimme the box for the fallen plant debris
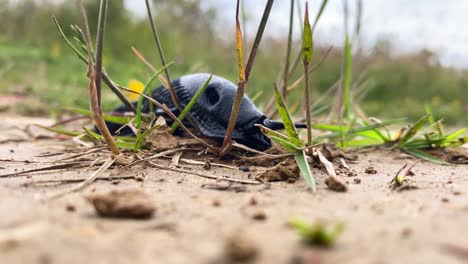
[390,162,419,191]
[85,189,155,219]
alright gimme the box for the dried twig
[0,162,86,178]
[48,156,116,200]
[131,46,169,90]
[146,161,260,185]
[24,175,137,186]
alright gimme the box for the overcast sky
[125,0,468,69]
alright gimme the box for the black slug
[105,73,306,151]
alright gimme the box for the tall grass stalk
[342,0,352,119]
[79,0,120,155]
[282,0,295,99]
[219,0,274,156]
[144,0,181,111]
[302,2,313,146]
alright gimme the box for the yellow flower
[126,79,145,101]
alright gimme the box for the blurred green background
[0,0,467,125]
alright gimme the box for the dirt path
[0,116,467,264]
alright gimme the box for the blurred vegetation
[0,0,467,124]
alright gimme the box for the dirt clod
[401,227,413,238]
[85,189,155,219]
[203,160,211,170]
[320,143,358,161]
[65,204,76,212]
[353,178,361,184]
[144,127,179,152]
[255,159,299,182]
[212,199,221,207]
[325,176,348,192]
[224,233,259,262]
[251,210,267,221]
[365,166,377,174]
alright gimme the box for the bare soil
[0,115,467,264]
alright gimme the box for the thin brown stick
[122,148,187,169]
[0,162,85,178]
[146,161,261,185]
[24,175,136,186]
[264,46,333,116]
[48,156,116,200]
[131,46,169,89]
[287,46,333,93]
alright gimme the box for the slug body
[106,73,305,151]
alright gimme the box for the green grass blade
[134,124,160,152]
[271,136,302,152]
[336,138,385,148]
[395,114,429,148]
[83,127,136,150]
[52,17,87,63]
[445,128,467,141]
[257,124,291,142]
[312,0,329,31]
[342,33,352,119]
[315,118,406,140]
[170,75,212,134]
[35,125,82,137]
[65,107,132,125]
[83,127,102,141]
[136,62,174,135]
[273,85,303,147]
[403,148,448,165]
[295,150,316,192]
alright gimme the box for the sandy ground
[0,115,467,264]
